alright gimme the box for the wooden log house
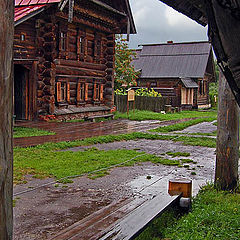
[14,0,136,120]
[132,41,216,109]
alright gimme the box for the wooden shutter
[77,82,81,102]
[100,84,104,101]
[67,83,70,102]
[85,83,88,101]
[56,82,61,102]
[93,83,97,101]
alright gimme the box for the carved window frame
[58,22,68,59]
[76,81,85,103]
[56,80,70,104]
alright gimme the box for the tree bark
[215,71,239,190]
[0,0,14,239]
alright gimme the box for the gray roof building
[132,41,214,79]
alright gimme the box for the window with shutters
[93,83,104,102]
[77,82,85,102]
[60,32,67,51]
[56,82,69,103]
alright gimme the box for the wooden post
[0,0,14,239]
[215,71,239,190]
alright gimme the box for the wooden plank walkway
[14,119,176,147]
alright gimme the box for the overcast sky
[128,0,208,49]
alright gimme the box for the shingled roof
[132,41,213,79]
[14,0,136,33]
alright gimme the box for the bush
[115,88,162,98]
[209,82,218,107]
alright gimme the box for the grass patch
[164,186,240,240]
[166,151,190,157]
[14,146,180,184]
[13,127,55,138]
[180,159,194,164]
[114,109,217,121]
[151,117,216,133]
[137,185,240,240]
[14,132,216,184]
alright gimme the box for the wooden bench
[99,194,182,240]
[84,114,114,122]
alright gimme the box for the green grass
[114,109,217,121]
[13,127,55,138]
[21,132,216,150]
[164,186,240,240]
[13,132,216,184]
[14,146,182,184]
[137,185,240,240]
[166,151,190,157]
[151,117,216,133]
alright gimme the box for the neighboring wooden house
[14,0,136,120]
[132,41,216,109]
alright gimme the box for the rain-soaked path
[14,119,185,147]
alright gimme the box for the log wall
[13,0,123,119]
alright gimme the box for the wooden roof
[14,0,136,33]
[132,41,213,79]
[159,0,207,26]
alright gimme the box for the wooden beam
[215,71,239,190]
[0,0,14,239]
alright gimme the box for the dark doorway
[14,65,29,120]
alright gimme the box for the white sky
[128,0,208,49]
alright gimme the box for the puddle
[127,175,169,198]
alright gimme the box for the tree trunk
[0,0,14,239]
[215,71,239,190]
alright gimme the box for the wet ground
[13,120,218,240]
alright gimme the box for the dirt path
[13,120,217,239]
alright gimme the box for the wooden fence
[114,95,179,113]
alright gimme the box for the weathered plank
[99,194,181,240]
[0,0,14,239]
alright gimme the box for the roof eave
[159,0,208,26]
[14,6,46,26]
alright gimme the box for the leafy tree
[114,35,139,89]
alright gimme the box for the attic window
[20,34,26,41]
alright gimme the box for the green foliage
[114,35,139,89]
[135,88,162,97]
[114,109,217,121]
[13,127,55,138]
[115,88,162,97]
[114,88,127,95]
[209,82,218,107]
[164,187,240,240]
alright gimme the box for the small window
[199,80,205,95]
[79,37,83,53]
[77,82,85,102]
[60,32,67,51]
[93,83,102,101]
[56,82,67,102]
[20,34,26,41]
[97,39,101,56]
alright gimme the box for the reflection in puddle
[127,175,168,198]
